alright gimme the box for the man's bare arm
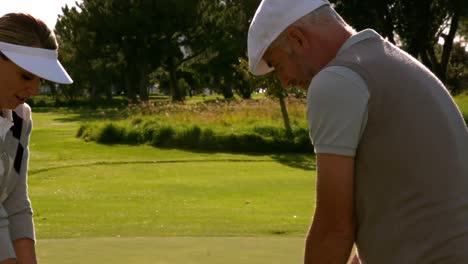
[13,238,36,264]
[304,153,356,264]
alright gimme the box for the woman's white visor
[0,41,73,84]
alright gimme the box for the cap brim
[3,51,73,84]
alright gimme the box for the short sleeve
[307,66,369,156]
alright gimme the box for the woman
[0,13,72,263]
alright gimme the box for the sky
[0,0,83,30]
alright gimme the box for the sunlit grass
[128,97,307,128]
[454,92,468,120]
[37,237,306,264]
[29,110,316,239]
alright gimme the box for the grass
[454,92,468,121]
[28,108,316,263]
[37,237,305,264]
[31,161,314,238]
[129,97,307,128]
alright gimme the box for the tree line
[54,0,468,102]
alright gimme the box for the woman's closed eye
[21,73,34,81]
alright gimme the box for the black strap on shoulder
[11,111,24,174]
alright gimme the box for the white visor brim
[0,41,73,84]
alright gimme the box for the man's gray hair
[271,5,354,50]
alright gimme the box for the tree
[186,0,261,100]
[57,0,219,102]
[394,0,465,83]
[56,1,126,101]
[234,58,293,136]
[446,42,468,94]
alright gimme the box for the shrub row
[77,120,313,153]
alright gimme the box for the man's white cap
[0,41,73,84]
[248,0,330,76]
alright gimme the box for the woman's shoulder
[13,103,32,122]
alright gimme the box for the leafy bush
[76,98,314,153]
[253,125,282,137]
[151,126,176,147]
[97,123,124,144]
[78,120,312,153]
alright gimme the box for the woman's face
[0,55,40,109]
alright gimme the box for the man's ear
[285,26,310,52]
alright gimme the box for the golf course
[29,100,316,263]
[0,0,466,262]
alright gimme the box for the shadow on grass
[270,153,316,171]
[97,142,316,172]
[30,153,316,176]
[29,159,277,176]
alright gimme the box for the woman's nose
[28,80,41,96]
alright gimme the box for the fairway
[28,109,316,263]
[37,237,305,263]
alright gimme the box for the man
[247,0,468,263]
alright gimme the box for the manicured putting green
[37,237,305,264]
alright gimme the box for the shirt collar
[337,29,382,55]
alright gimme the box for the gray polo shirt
[307,30,377,156]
